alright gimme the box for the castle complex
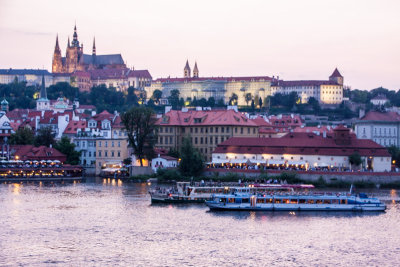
[52,25,126,73]
[145,61,344,105]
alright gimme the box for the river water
[0,179,400,266]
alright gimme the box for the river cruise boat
[206,186,386,212]
[149,182,313,204]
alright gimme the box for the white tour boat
[206,185,386,212]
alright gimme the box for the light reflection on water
[0,182,399,266]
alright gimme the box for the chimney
[323,131,327,138]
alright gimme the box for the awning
[230,159,247,164]
[267,159,285,165]
[250,159,267,164]
[211,159,229,164]
[317,162,329,167]
[287,161,306,165]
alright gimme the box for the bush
[156,168,183,181]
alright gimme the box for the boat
[206,185,386,212]
[149,182,232,203]
[149,182,314,204]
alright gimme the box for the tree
[168,89,180,109]
[259,97,263,108]
[207,97,216,107]
[245,93,252,106]
[229,93,238,105]
[123,157,132,165]
[34,127,55,147]
[54,136,80,165]
[152,89,163,105]
[388,145,400,167]
[349,152,362,169]
[9,127,34,145]
[179,137,204,177]
[251,99,255,111]
[121,106,157,167]
[308,97,321,112]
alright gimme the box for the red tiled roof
[360,111,400,122]
[64,120,87,134]
[213,132,389,157]
[11,145,67,162]
[251,116,271,127]
[154,76,272,83]
[272,80,339,87]
[294,126,334,133]
[156,109,257,127]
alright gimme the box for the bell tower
[193,62,199,78]
[184,60,191,78]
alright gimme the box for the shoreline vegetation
[127,169,400,189]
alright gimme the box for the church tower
[36,75,50,111]
[329,68,344,85]
[193,62,199,78]
[65,24,84,73]
[52,35,63,73]
[184,60,191,78]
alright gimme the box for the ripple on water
[0,184,399,266]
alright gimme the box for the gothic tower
[329,68,344,85]
[193,62,199,78]
[65,24,84,73]
[184,60,191,78]
[52,35,63,73]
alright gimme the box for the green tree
[245,93,252,106]
[349,152,362,169]
[207,97,216,107]
[229,93,238,105]
[9,127,34,145]
[121,106,157,166]
[168,89,180,109]
[388,145,400,167]
[47,82,79,101]
[54,136,81,165]
[34,127,55,147]
[259,97,263,108]
[251,99,255,111]
[179,137,204,177]
[152,89,163,105]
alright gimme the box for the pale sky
[0,0,399,90]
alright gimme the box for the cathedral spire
[67,36,70,47]
[72,24,79,47]
[55,34,60,51]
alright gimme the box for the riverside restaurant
[0,159,83,182]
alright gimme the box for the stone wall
[204,169,400,184]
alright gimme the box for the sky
[0,0,399,90]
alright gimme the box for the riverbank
[126,169,400,189]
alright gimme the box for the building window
[105,141,108,147]
[98,150,102,157]
[112,151,115,157]
[195,137,198,144]
[112,141,114,147]
[216,127,219,133]
[118,141,121,147]
[118,151,121,157]
[105,151,108,157]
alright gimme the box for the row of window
[97,150,121,157]
[97,140,122,148]
[159,126,256,135]
[158,135,231,145]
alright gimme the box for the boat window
[274,199,281,203]
[235,198,242,204]
[307,199,314,204]
[316,199,323,204]
[290,199,298,204]
[282,199,289,204]
[299,199,306,204]
[340,199,347,205]
[219,198,226,203]
[332,199,339,204]
[323,199,331,204]
[242,198,249,203]
[257,198,265,203]
[228,198,235,203]
[266,198,273,203]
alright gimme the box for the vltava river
[0,180,399,266]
